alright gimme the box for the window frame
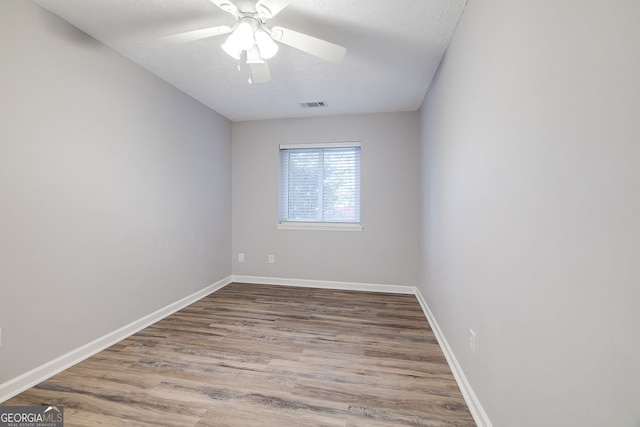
[277,142,363,232]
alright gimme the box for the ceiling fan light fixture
[222,39,242,61]
[233,21,255,51]
[221,19,256,60]
[255,29,278,59]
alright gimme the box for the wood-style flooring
[4,283,475,426]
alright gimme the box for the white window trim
[280,141,361,149]
[276,221,364,232]
[278,141,362,231]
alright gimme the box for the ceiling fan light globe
[222,37,242,60]
[255,30,279,59]
[234,21,255,51]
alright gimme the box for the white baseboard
[0,275,233,403]
[414,288,493,427]
[231,275,416,294]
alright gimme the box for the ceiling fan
[159,0,347,84]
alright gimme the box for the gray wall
[0,1,231,384]
[419,0,640,426]
[232,113,419,286]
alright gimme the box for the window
[279,143,362,231]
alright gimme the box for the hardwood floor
[4,283,475,426]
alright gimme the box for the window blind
[279,144,361,223]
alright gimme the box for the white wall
[419,0,640,426]
[0,1,231,385]
[232,113,419,287]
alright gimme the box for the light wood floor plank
[3,283,475,426]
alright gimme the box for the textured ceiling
[33,0,467,122]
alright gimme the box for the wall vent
[300,101,328,109]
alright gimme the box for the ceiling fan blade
[209,0,240,16]
[270,26,346,63]
[157,25,232,44]
[255,0,290,19]
[249,62,271,83]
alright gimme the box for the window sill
[276,222,364,232]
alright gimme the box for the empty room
[1,0,638,426]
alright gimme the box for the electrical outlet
[469,329,476,357]
[238,253,245,263]
[268,254,275,264]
